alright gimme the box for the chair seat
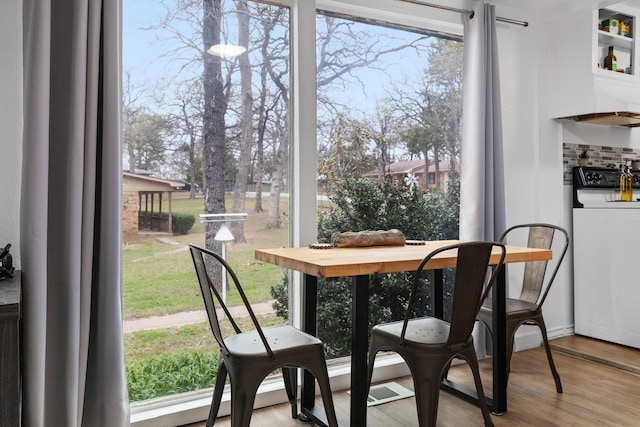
[481,297,538,316]
[224,325,323,357]
[374,317,451,346]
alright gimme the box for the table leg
[350,275,369,426]
[491,267,508,414]
[301,274,318,413]
[300,274,342,427]
[433,269,444,319]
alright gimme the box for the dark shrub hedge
[172,212,196,235]
[271,175,460,358]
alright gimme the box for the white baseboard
[512,324,575,352]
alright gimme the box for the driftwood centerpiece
[331,229,406,248]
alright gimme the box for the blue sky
[122,1,436,118]
[123,0,164,79]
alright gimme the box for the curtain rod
[399,0,529,27]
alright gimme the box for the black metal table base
[299,267,509,426]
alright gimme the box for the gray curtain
[460,3,505,358]
[460,2,506,242]
[21,1,129,426]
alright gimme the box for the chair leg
[367,338,381,394]
[465,353,495,427]
[208,359,228,427]
[480,319,512,381]
[411,365,442,427]
[229,376,261,427]
[538,320,563,393]
[282,367,298,419]
[309,361,339,427]
[505,324,516,380]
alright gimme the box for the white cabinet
[548,4,640,121]
[573,209,640,350]
[593,8,636,77]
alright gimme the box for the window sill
[130,354,411,427]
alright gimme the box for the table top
[255,240,552,278]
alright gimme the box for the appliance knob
[585,172,593,182]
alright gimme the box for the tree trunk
[183,102,198,200]
[253,35,270,214]
[254,126,265,213]
[267,121,288,229]
[434,148,441,190]
[422,155,430,190]
[230,0,251,243]
[203,0,226,269]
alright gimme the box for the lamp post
[214,224,235,306]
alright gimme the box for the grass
[124,314,285,361]
[124,313,288,401]
[126,351,218,401]
[123,195,291,400]
[123,195,289,319]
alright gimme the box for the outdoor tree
[123,111,170,172]
[166,79,204,199]
[122,73,171,172]
[367,104,404,179]
[318,115,374,185]
[202,0,228,253]
[226,0,252,242]
[388,38,463,189]
[131,1,449,247]
[316,15,432,189]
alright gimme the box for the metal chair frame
[189,244,338,427]
[367,241,506,427]
[477,223,569,393]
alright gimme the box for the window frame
[129,0,464,424]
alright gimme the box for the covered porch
[122,172,184,234]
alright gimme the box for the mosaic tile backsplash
[563,143,640,184]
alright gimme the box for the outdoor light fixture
[214,224,235,242]
[207,44,247,57]
[214,224,235,308]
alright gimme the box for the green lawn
[123,196,289,319]
[123,196,293,400]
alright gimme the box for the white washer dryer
[573,166,640,349]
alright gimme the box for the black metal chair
[476,223,569,393]
[189,244,339,427]
[367,241,506,427]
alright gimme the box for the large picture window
[311,12,463,359]
[122,0,462,422]
[123,0,291,404]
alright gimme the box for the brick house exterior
[122,172,184,234]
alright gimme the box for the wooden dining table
[255,240,552,427]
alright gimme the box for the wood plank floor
[182,336,640,426]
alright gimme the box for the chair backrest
[499,223,569,306]
[401,241,506,350]
[189,244,275,358]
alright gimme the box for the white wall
[496,0,640,351]
[491,1,577,349]
[0,1,22,269]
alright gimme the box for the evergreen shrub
[271,175,460,357]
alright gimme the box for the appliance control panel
[573,167,640,208]
[574,166,640,188]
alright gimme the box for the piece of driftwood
[331,229,406,248]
